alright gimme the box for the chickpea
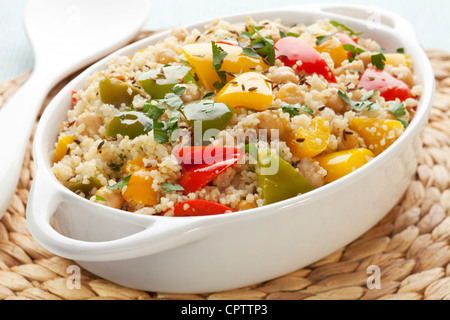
[254,111,290,140]
[268,66,299,84]
[335,60,365,76]
[95,187,124,209]
[338,129,361,151]
[155,48,178,64]
[236,201,256,211]
[358,52,373,68]
[179,83,202,103]
[325,88,348,114]
[76,113,103,137]
[171,28,189,42]
[276,83,304,105]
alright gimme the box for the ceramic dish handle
[290,3,417,39]
[27,170,210,262]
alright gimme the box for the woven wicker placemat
[1,31,450,300]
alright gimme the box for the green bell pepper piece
[99,76,144,108]
[105,111,153,139]
[182,100,234,145]
[257,149,314,205]
[66,177,102,196]
[138,65,191,99]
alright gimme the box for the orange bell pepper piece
[122,156,158,206]
[315,35,348,68]
[123,168,158,206]
[124,156,148,175]
[349,118,405,156]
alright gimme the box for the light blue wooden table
[1,0,449,82]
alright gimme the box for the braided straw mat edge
[1,31,450,301]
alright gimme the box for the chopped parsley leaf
[148,87,185,144]
[242,26,276,66]
[171,85,186,97]
[338,90,381,112]
[211,41,229,89]
[389,102,409,128]
[241,47,261,59]
[330,20,363,36]
[106,175,131,190]
[109,162,122,173]
[211,41,228,71]
[185,71,200,88]
[141,101,153,113]
[170,112,181,142]
[153,115,179,144]
[286,32,301,38]
[315,33,336,46]
[213,71,227,90]
[95,195,106,202]
[281,103,314,117]
[202,91,215,100]
[371,52,386,70]
[343,44,364,62]
[147,103,166,121]
[240,142,258,161]
[153,124,170,144]
[160,92,184,110]
[161,182,185,193]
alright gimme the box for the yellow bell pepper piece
[182,43,269,91]
[55,136,75,163]
[288,117,331,159]
[315,148,375,183]
[124,156,148,175]
[384,53,411,68]
[315,36,348,68]
[123,168,158,206]
[215,72,273,110]
[349,118,405,156]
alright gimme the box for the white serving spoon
[0,0,151,218]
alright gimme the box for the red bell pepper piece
[274,36,337,83]
[174,146,244,194]
[71,90,78,108]
[359,68,413,102]
[163,200,235,217]
[335,33,359,46]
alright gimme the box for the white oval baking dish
[27,3,435,294]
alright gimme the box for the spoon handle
[0,70,55,217]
